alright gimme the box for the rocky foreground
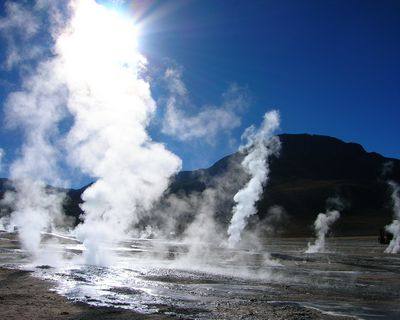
[0,266,354,320]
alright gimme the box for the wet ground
[0,231,399,319]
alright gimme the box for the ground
[0,267,354,320]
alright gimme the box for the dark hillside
[169,134,400,236]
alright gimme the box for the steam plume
[1,60,67,257]
[227,111,280,247]
[385,181,400,254]
[306,210,340,254]
[1,0,182,264]
[56,0,181,265]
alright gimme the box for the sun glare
[57,0,143,97]
[60,0,140,65]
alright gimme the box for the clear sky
[0,0,399,185]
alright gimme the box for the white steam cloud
[56,0,181,265]
[385,181,400,254]
[0,2,69,258]
[1,0,182,265]
[1,58,67,257]
[227,110,280,247]
[306,210,340,254]
[162,67,248,143]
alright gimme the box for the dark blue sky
[140,0,400,168]
[0,0,399,182]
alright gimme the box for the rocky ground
[0,266,355,320]
[0,267,171,320]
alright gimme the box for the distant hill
[265,134,400,236]
[1,134,399,237]
[165,134,400,236]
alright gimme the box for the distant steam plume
[306,199,342,253]
[56,0,181,265]
[227,111,280,247]
[385,181,400,254]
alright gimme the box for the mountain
[166,134,400,236]
[264,134,400,236]
[1,134,399,237]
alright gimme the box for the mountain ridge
[163,133,400,236]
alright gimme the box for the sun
[56,0,143,92]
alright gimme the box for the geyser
[306,207,340,254]
[1,51,67,257]
[385,181,400,254]
[1,0,182,265]
[57,0,181,265]
[227,110,280,247]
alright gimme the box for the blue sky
[140,0,400,166]
[0,0,399,185]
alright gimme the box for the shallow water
[1,232,399,319]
